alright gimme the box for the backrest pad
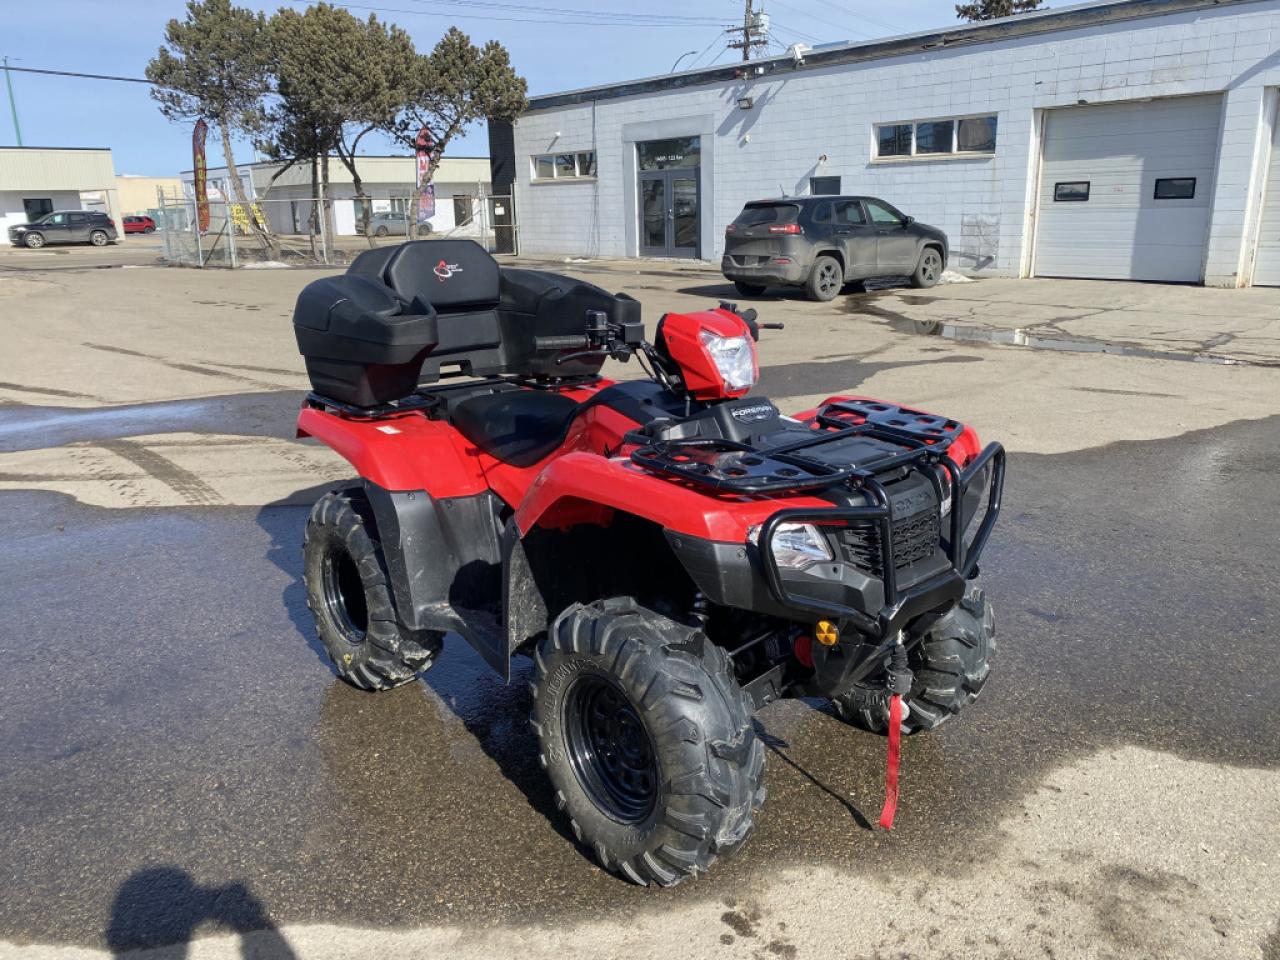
[382,239,501,310]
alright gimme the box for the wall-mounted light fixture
[737,96,754,110]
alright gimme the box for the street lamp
[670,50,699,73]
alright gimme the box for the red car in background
[122,216,156,234]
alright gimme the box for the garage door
[1034,95,1221,282]
[1252,115,1280,286]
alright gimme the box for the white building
[0,147,123,245]
[505,0,1280,287]
[178,155,492,237]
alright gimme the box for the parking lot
[1,256,1279,959]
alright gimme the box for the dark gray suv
[721,196,948,301]
[7,210,118,249]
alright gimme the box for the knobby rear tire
[303,487,443,691]
[532,598,765,886]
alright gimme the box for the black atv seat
[451,390,581,468]
[448,381,684,468]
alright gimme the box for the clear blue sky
[3,0,970,176]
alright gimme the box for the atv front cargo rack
[629,400,964,495]
[758,439,1005,638]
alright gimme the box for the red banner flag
[414,126,436,224]
[192,119,210,234]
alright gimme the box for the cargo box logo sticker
[434,260,464,281]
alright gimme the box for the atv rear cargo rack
[629,399,965,495]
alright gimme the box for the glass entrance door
[640,174,667,256]
[638,169,699,257]
[636,136,701,258]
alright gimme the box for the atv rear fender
[297,405,487,496]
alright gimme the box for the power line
[394,0,725,24]
[0,64,155,85]
[766,0,873,39]
[686,31,729,71]
[284,0,729,27]
[808,0,910,35]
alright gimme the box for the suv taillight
[768,223,802,235]
[725,224,737,234]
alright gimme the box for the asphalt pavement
[1,257,1278,959]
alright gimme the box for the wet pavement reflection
[1,416,1277,949]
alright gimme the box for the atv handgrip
[534,335,591,350]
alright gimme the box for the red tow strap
[878,694,903,829]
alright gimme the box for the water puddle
[880,316,1268,366]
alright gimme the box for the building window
[1154,177,1195,200]
[915,120,954,155]
[637,136,700,171]
[453,195,475,227]
[531,150,597,181]
[874,115,997,160]
[877,124,913,158]
[810,175,841,195]
[1054,181,1090,202]
[23,198,53,220]
[957,116,997,153]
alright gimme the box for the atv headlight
[699,330,756,391]
[749,522,833,569]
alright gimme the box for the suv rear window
[733,204,798,227]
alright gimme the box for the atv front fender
[513,451,831,542]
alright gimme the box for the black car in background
[7,210,118,249]
[722,196,948,301]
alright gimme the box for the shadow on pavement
[105,867,295,958]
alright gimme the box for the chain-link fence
[157,188,517,268]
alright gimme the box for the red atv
[293,240,1003,886]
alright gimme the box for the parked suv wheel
[806,255,843,302]
[532,598,765,886]
[303,487,443,691]
[24,233,45,249]
[90,230,109,247]
[910,247,943,288]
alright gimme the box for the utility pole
[727,0,770,62]
[3,57,22,146]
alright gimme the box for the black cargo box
[292,240,640,408]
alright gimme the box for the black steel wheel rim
[818,261,840,295]
[322,546,369,644]
[564,674,658,824]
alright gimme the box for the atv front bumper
[666,442,1005,642]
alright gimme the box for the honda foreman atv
[292,239,1003,886]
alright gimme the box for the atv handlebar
[534,335,592,351]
